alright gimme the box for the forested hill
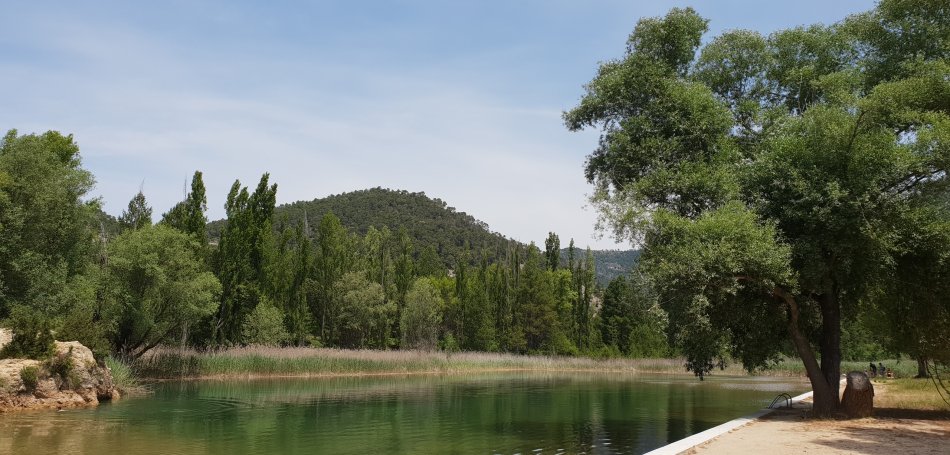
[208,187,510,267]
[208,187,638,283]
[578,249,641,286]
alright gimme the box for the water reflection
[0,372,808,454]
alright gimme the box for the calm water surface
[0,372,807,454]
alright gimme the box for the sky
[1,0,877,249]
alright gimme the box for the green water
[0,373,807,454]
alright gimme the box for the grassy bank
[873,378,950,412]
[764,358,919,379]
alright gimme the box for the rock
[33,378,59,399]
[0,328,11,351]
[54,341,96,368]
[841,370,874,418]
[0,338,119,413]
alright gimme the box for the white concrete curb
[642,389,814,455]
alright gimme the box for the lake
[0,372,808,454]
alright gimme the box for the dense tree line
[0,136,664,359]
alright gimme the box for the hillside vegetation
[209,187,639,284]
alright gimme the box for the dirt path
[687,385,950,455]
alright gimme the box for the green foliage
[0,129,97,320]
[106,225,221,358]
[19,365,39,392]
[55,271,111,359]
[544,232,560,272]
[333,272,394,349]
[212,174,277,345]
[263,221,312,346]
[565,1,950,411]
[211,188,512,269]
[241,299,290,346]
[1,307,55,360]
[162,171,209,246]
[601,274,670,359]
[312,212,357,343]
[118,191,152,231]
[401,278,443,350]
[49,346,80,390]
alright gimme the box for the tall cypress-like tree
[544,232,560,271]
[162,171,209,249]
[212,174,277,345]
[312,211,352,344]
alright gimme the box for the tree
[334,271,393,349]
[118,190,152,231]
[516,245,561,353]
[212,174,277,345]
[600,274,669,358]
[263,220,312,346]
[544,232,560,271]
[564,3,950,415]
[0,130,97,320]
[163,171,209,247]
[241,297,289,346]
[392,227,415,337]
[401,278,443,350]
[600,276,632,352]
[106,225,220,359]
[312,212,353,343]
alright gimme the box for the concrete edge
[642,389,815,455]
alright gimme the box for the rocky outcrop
[0,330,119,413]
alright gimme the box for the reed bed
[105,356,150,395]
[136,347,702,379]
[132,346,917,381]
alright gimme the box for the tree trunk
[841,371,874,418]
[775,287,838,416]
[819,291,842,410]
[916,357,930,378]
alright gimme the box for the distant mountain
[585,249,641,286]
[208,187,638,285]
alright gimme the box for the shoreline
[139,366,795,382]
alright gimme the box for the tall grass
[130,346,920,381]
[106,356,147,395]
[135,347,713,379]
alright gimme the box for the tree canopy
[565,1,950,415]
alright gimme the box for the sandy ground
[687,385,950,455]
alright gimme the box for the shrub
[49,347,79,389]
[1,307,55,360]
[20,365,39,392]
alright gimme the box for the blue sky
[1,0,876,249]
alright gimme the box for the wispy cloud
[0,0,877,249]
